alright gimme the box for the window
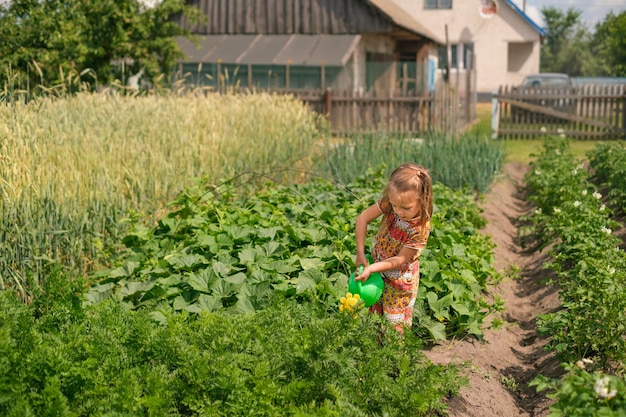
[438,44,474,71]
[425,0,452,9]
[437,45,447,69]
[450,44,458,69]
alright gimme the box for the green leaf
[299,257,325,271]
[212,261,235,277]
[172,296,189,310]
[262,240,283,257]
[196,294,222,311]
[224,273,247,285]
[120,281,155,297]
[165,253,208,270]
[233,296,256,313]
[295,276,316,294]
[223,225,253,241]
[451,302,471,316]
[109,261,140,279]
[211,279,233,298]
[238,248,257,266]
[257,226,281,239]
[424,319,447,342]
[188,269,217,292]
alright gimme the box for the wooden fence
[493,84,626,139]
[281,82,470,135]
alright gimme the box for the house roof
[177,34,361,66]
[503,0,545,37]
[368,0,444,44]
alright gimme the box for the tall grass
[0,91,328,298]
[314,130,505,194]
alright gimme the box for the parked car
[512,73,576,119]
[520,73,573,88]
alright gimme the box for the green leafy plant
[531,361,626,417]
[0,271,467,417]
[87,169,502,341]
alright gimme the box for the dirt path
[424,161,564,417]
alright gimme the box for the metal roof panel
[273,35,319,65]
[238,35,293,64]
[203,35,260,63]
[177,34,360,67]
[305,35,361,66]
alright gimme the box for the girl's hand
[355,254,368,273]
[355,265,372,282]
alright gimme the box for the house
[395,0,545,99]
[174,0,444,96]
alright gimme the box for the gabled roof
[503,0,546,37]
[368,0,444,44]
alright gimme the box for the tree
[590,11,626,77]
[539,6,593,76]
[0,0,201,92]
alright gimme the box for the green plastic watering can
[348,254,384,307]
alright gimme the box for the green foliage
[540,6,592,76]
[0,91,325,297]
[0,0,201,91]
[587,141,626,213]
[87,169,502,341]
[315,130,505,194]
[591,12,626,77]
[524,137,626,367]
[0,274,466,416]
[531,362,626,417]
[539,7,626,76]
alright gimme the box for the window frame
[424,0,452,10]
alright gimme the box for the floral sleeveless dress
[370,199,431,326]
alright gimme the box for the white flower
[601,226,612,235]
[593,192,602,199]
[534,208,542,215]
[594,376,617,400]
[559,133,566,138]
[600,204,606,211]
[535,170,541,175]
[576,358,593,370]
[555,149,561,155]
[540,127,547,133]
[608,267,616,275]
[557,128,564,134]
[553,208,561,214]
[582,190,588,196]
[572,168,578,175]
[574,201,581,207]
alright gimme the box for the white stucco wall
[393,0,542,94]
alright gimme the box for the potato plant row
[523,138,626,415]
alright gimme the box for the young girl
[354,163,433,332]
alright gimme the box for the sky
[510,0,626,28]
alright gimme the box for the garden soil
[423,161,564,417]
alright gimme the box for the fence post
[325,88,332,120]
[491,89,499,139]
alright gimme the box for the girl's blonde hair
[381,163,433,224]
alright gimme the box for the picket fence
[493,84,626,140]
